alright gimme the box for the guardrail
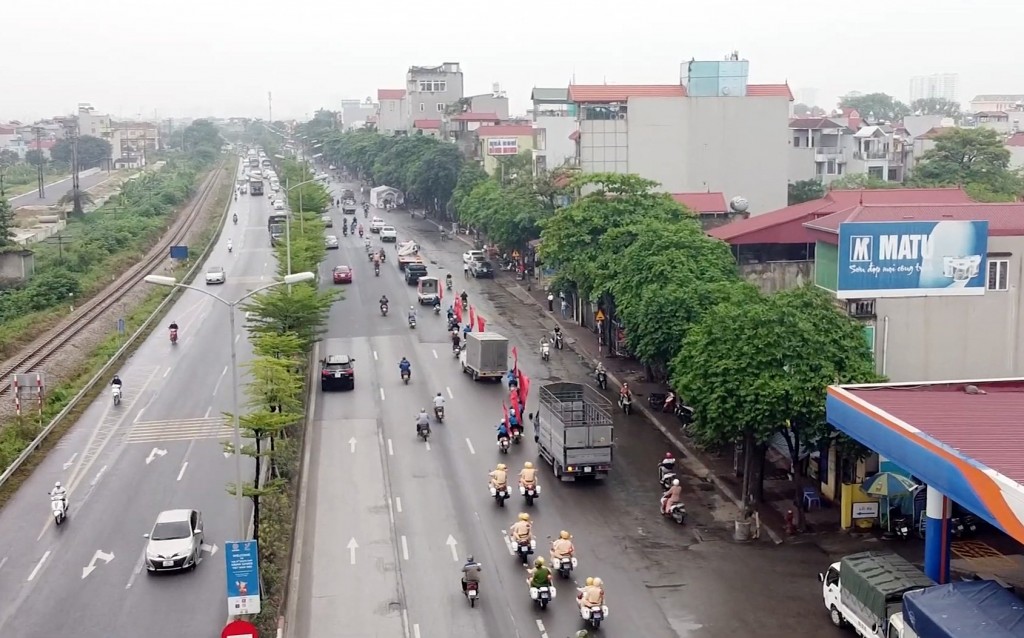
[0,159,235,489]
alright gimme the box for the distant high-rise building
[909,74,959,104]
[795,87,818,107]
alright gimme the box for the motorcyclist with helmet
[50,481,68,509]
[489,463,508,491]
[399,357,411,380]
[509,513,533,564]
[577,576,605,611]
[415,408,430,436]
[461,555,482,593]
[550,530,575,563]
[519,462,537,490]
[661,478,683,514]
[527,557,553,588]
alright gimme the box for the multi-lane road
[0,160,274,637]
[291,180,847,638]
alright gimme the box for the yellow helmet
[497,463,507,470]
[518,512,530,521]
[585,577,594,586]
[559,530,570,540]
[534,557,545,566]
[524,461,534,469]
[593,577,603,586]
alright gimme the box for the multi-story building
[110,121,160,166]
[908,73,958,103]
[76,104,111,138]
[376,89,407,135]
[477,125,535,176]
[969,94,1024,113]
[340,98,378,130]
[529,88,577,175]
[404,62,464,125]
[467,86,509,120]
[569,55,792,214]
[789,112,911,185]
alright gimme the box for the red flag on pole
[469,305,476,329]
[502,400,510,431]
[519,371,532,406]
[511,346,519,372]
[477,315,486,332]
[454,299,462,323]
[511,389,523,425]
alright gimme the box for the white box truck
[459,332,508,381]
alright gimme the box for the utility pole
[33,126,45,199]
[268,91,273,123]
[61,118,82,215]
[46,231,74,262]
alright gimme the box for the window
[987,259,1009,291]
[418,80,447,93]
[793,136,801,147]
[436,103,445,113]
[419,103,425,112]
[389,102,395,111]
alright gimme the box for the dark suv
[405,264,428,285]
[471,260,495,279]
[320,354,355,391]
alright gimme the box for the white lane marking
[401,535,409,560]
[205,406,212,419]
[163,367,171,378]
[387,439,394,456]
[0,556,7,572]
[395,497,402,513]
[380,388,385,401]
[413,624,421,638]
[133,408,145,424]
[446,386,453,399]
[373,350,378,361]
[62,452,78,470]
[432,349,437,359]
[27,551,50,581]
[212,366,228,396]
[465,438,476,455]
[424,441,431,451]
[402,610,410,638]
[176,462,188,481]
[234,334,240,344]
[90,465,107,487]
[536,619,548,638]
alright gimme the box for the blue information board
[169,245,189,260]
[225,540,261,616]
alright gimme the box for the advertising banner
[487,138,519,156]
[837,220,988,299]
[225,540,261,616]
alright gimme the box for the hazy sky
[4,0,1021,122]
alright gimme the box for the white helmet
[672,478,680,486]
[54,481,61,489]
[410,306,415,310]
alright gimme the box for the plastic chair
[802,486,822,511]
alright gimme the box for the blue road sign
[169,245,189,260]
[225,540,261,616]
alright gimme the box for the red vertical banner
[477,315,486,332]
[454,299,463,323]
[469,305,476,329]
[519,371,531,406]
[511,346,519,372]
[511,389,523,425]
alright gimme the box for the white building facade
[908,73,958,103]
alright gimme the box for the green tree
[56,189,95,213]
[407,143,462,213]
[827,173,901,190]
[670,286,877,521]
[50,135,112,168]
[0,197,15,246]
[788,179,825,205]
[839,92,909,122]
[242,283,335,351]
[914,128,1020,198]
[793,103,826,117]
[182,119,222,155]
[0,149,19,167]
[910,97,961,118]
[24,150,46,167]
[449,163,489,220]
[460,180,549,249]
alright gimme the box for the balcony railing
[853,150,894,160]
[845,298,876,319]
[812,146,843,156]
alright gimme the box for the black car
[405,264,428,285]
[320,354,355,391]
[471,260,495,279]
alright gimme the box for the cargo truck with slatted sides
[532,383,614,481]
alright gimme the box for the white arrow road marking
[145,448,167,465]
[201,543,218,556]
[28,551,49,581]
[446,534,460,561]
[82,550,114,579]
[347,538,358,565]
[348,437,357,453]
[62,452,78,470]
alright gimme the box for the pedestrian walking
[560,299,569,319]
[464,262,470,278]
[547,292,554,312]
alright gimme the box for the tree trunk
[740,430,755,517]
[253,436,262,541]
[788,426,806,531]
[753,444,767,503]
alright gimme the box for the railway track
[0,161,227,399]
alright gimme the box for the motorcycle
[51,496,67,525]
[960,514,979,537]
[417,422,431,441]
[232,214,238,225]
[497,436,510,454]
[554,332,564,350]
[580,603,609,629]
[510,425,523,445]
[433,303,441,315]
[508,537,536,565]
[662,500,687,525]
[448,318,459,332]
[529,584,555,610]
[112,385,122,406]
[446,279,453,291]
[658,461,677,490]
[489,484,510,506]
[401,369,411,385]
[520,483,540,506]
[435,406,445,423]
[554,556,577,579]
[596,368,607,390]
[540,342,550,362]
[464,580,479,607]
[227,243,233,254]
[343,226,349,236]
[380,303,389,316]
[892,515,912,540]
[169,328,178,345]
[374,265,380,277]
[408,316,417,330]
[619,393,633,415]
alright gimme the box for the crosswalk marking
[126,417,234,443]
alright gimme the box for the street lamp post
[145,271,315,540]
[284,177,322,278]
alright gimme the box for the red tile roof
[845,380,1024,483]
[919,126,956,140]
[708,187,974,245]
[805,202,1024,237]
[476,125,534,137]
[746,83,794,100]
[672,192,727,214]
[450,112,500,122]
[568,84,686,103]
[1006,133,1024,147]
[412,119,442,130]
[568,130,580,141]
[377,89,406,100]
[789,117,844,130]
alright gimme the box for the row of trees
[228,146,336,634]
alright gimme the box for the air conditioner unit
[617,113,627,120]
[721,86,732,96]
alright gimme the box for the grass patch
[0,164,233,509]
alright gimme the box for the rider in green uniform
[528,557,552,588]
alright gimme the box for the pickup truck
[397,241,421,271]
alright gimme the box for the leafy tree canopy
[458,179,550,249]
[793,103,826,117]
[0,197,15,246]
[827,173,902,190]
[50,135,112,169]
[24,149,46,167]
[788,179,825,205]
[242,283,336,351]
[839,92,909,122]
[913,127,1021,199]
[910,97,961,118]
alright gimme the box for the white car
[273,200,285,211]
[463,250,484,264]
[380,226,397,242]
[325,235,339,249]
[205,266,225,285]
[143,509,205,573]
[370,217,385,233]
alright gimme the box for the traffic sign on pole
[225,540,261,616]
[222,619,258,638]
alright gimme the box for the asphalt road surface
[0,159,277,638]
[291,181,847,638]
[9,168,112,208]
